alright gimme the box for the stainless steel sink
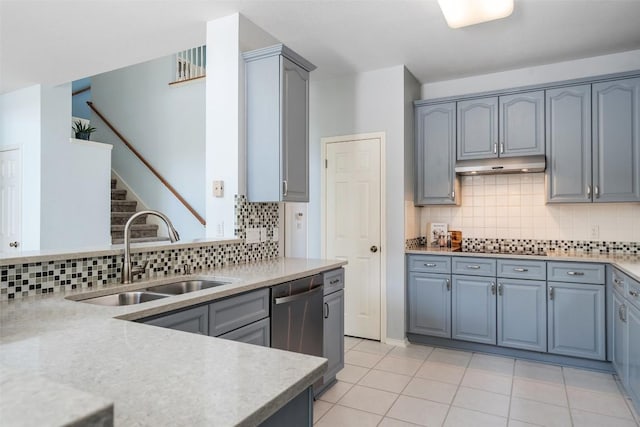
[146,280,229,295]
[81,291,169,306]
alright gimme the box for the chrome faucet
[121,210,180,284]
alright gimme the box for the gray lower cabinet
[627,302,640,407]
[144,305,208,335]
[414,102,458,205]
[499,91,545,157]
[407,272,451,338]
[244,44,315,202]
[209,288,270,337]
[497,279,547,352]
[612,290,628,385]
[547,281,606,360]
[592,77,640,203]
[457,97,499,160]
[323,289,344,382]
[546,84,592,203]
[452,275,496,345]
[218,317,270,347]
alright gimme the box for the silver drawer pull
[513,268,528,272]
[567,271,584,276]
[329,279,340,285]
[491,282,496,295]
[630,289,640,298]
[446,279,451,291]
[424,263,437,267]
[467,265,481,269]
[549,286,554,300]
[613,278,624,286]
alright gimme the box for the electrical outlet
[272,227,279,242]
[590,225,600,239]
[246,228,260,244]
[216,221,224,237]
[213,180,224,197]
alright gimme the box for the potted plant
[72,120,96,141]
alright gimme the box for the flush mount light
[438,0,514,28]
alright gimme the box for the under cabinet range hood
[455,155,546,175]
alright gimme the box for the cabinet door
[612,292,628,386]
[415,103,458,205]
[323,290,345,382]
[452,275,496,345]
[546,85,592,203]
[593,77,640,202]
[627,302,640,406]
[281,57,310,202]
[497,279,546,352]
[407,272,451,338]
[457,97,498,160]
[218,317,270,347]
[499,91,545,157]
[547,282,605,360]
[144,305,208,335]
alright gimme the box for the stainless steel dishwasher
[271,274,324,359]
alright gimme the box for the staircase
[111,178,163,244]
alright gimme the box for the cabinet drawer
[218,317,270,347]
[547,262,605,284]
[408,255,451,274]
[209,288,270,337]
[323,268,345,295]
[452,257,496,276]
[497,259,546,280]
[144,305,208,335]
[612,268,629,296]
[627,277,640,311]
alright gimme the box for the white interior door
[0,148,22,252]
[325,136,382,340]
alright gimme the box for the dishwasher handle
[273,285,323,305]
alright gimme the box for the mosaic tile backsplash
[0,195,280,301]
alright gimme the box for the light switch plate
[246,228,260,244]
[259,227,267,242]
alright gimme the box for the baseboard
[384,337,408,347]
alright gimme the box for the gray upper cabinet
[547,281,605,360]
[244,44,315,202]
[499,91,545,157]
[592,77,640,203]
[457,97,499,160]
[546,85,592,203]
[415,102,458,205]
[452,275,497,345]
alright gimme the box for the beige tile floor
[313,337,640,427]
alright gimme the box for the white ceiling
[2,0,640,94]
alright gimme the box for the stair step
[112,236,170,245]
[111,200,137,212]
[111,179,117,189]
[111,189,127,200]
[111,224,158,240]
[110,212,147,225]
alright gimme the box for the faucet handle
[132,260,149,276]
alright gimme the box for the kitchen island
[0,258,346,426]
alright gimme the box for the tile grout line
[560,366,575,426]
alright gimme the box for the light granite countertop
[0,258,347,427]
[406,247,640,282]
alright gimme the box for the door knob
[370,245,378,253]
[9,241,19,248]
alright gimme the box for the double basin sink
[80,280,231,306]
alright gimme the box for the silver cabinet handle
[513,268,528,272]
[283,180,288,197]
[587,185,591,198]
[324,302,329,319]
[630,289,640,298]
[567,271,584,276]
[549,286,554,300]
[498,283,503,296]
[446,279,451,291]
[613,278,624,285]
[490,282,496,295]
[467,265,481,269]
[500,142,504,154]
[274,285,323,305]
[329,279,340,285]
[619,304,627,322]
[594,185,599,198]
[424,263,437,267]
[493,143,497,154]
[451,190,455,199]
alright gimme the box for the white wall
[0,86,42,251]
[421,49,640,99]
[309,65,419,341]
[91,55,206,240]
[404,68,421,241]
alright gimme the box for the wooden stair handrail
[72,86,91,96]
[87,101,206,226]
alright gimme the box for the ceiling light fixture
[438,0,514,29]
